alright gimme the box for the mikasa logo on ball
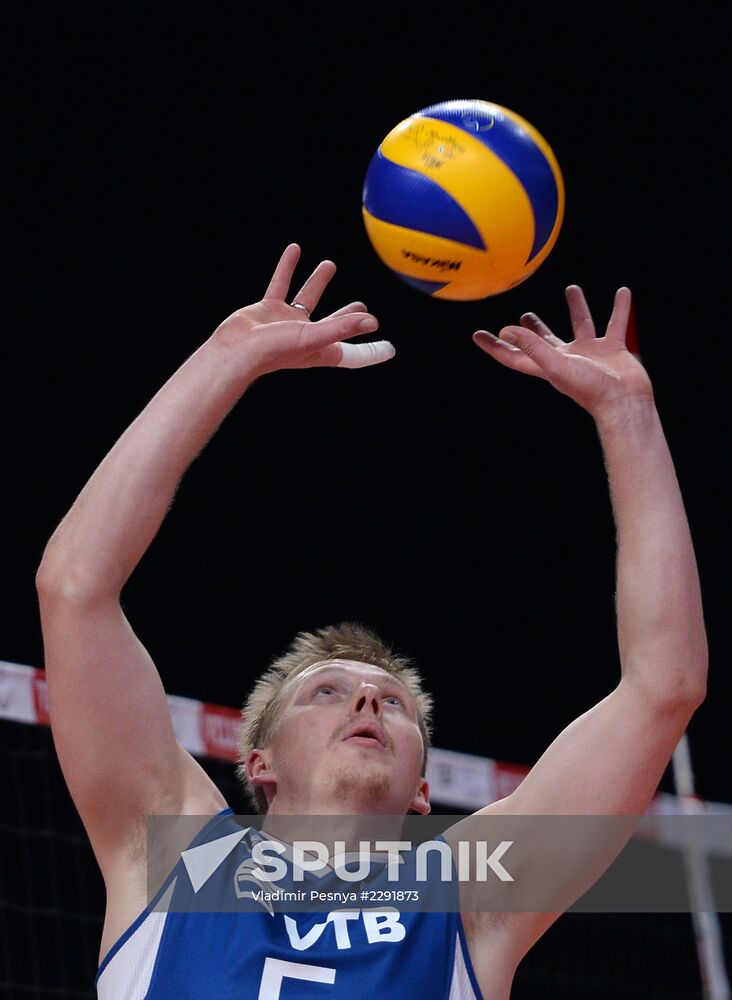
[403,122,467,170]
[401,249,462,273]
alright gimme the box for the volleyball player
[36,243,707,998]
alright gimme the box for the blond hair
[236,622,433,813]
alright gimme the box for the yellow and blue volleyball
[361,99,565,301]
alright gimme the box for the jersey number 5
[258,957,336,998]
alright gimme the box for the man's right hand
[212,242,395,376]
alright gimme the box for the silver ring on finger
[291,301,311,319]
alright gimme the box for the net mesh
[1,717,727,999]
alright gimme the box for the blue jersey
[96,806,484,999]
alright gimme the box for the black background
[5,6,729,813]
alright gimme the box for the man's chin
[328,764,392,809]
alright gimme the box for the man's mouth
[340,721,387,748]
[344,735,383,748]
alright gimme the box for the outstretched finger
[565,285,596,341]
[263,243,302,301]
[520,311,566,347]
[318,300,367,322]
[472,331,547,379]
[605,286,633,341]
[289,259,338,316]
[287,311,382,356]
[478,324,571,381]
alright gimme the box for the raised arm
[35,243,393,874]
[460,288,708,972]
[472,287,707,814]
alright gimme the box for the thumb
[313,339,396,369]
[336,340,396,369]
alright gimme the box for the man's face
[248,659,430,816]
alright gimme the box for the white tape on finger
[337,341,396,369]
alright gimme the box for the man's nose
[351,682,383,717]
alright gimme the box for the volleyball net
[1,660,730,999]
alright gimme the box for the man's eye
[384,695,404,707]
[315,686,336,697]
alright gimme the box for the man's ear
[409,777,431,816]
[246,749,277,796]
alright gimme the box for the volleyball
[361,99,565,301]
